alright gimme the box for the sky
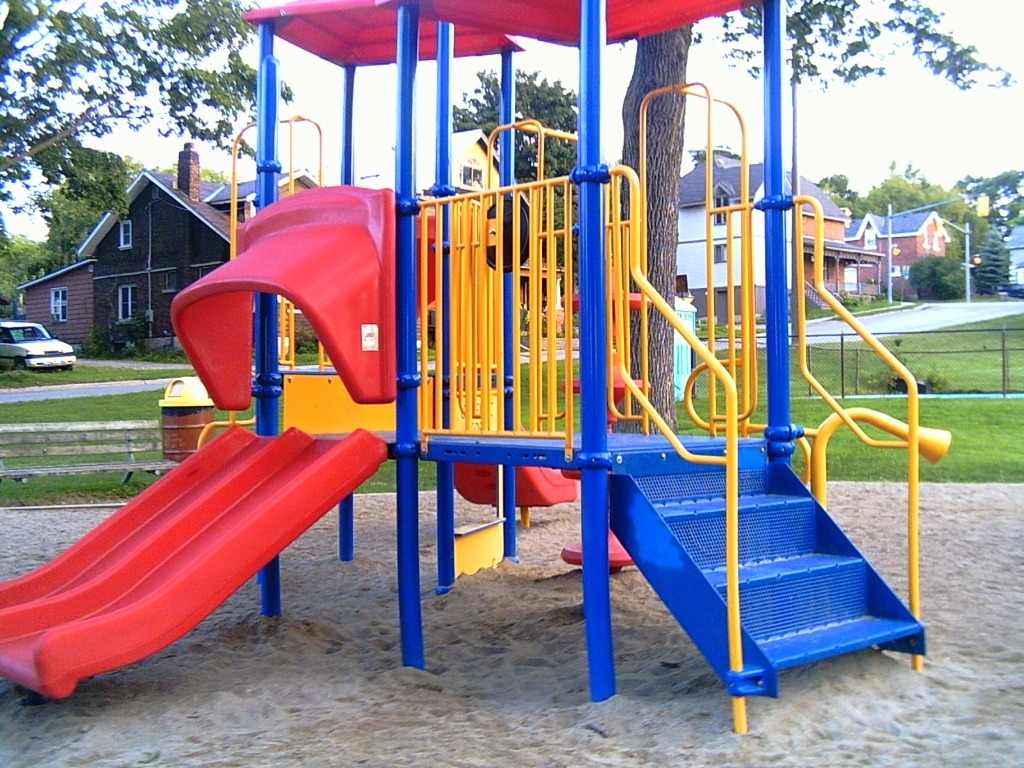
[5,0,1022,240]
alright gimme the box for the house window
[50,287,68,322]
[163,271,178,292]
[196,265,217,279]
[865,231,877,249]
[712,194,730,226]
[713,243,727,264]
[118,220,132,249]
[461,160,483,189]
[118,284,137,321]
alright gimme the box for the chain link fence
[795,327,1024,396]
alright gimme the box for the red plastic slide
[0,426,386,699]
[171,186,396,411]
[454,463,578,508]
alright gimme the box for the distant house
[675,158,882,322]
[16,259,96,346]
[850,211,949,299]
[77,142,316,348]
[1007,225,1024,285]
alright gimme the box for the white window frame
[118,220,132,249]
[713,243,728,264]
[50,287,68,323]
[118,284,137,321]
[460,160,483,189]
[712,194,730,226]
[865,231,877,249]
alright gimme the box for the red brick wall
[22,262,95,346]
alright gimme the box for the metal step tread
[703,554,864,589]
[758,616,923,669]
[656,493,812,519]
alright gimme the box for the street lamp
[940,218,973,302]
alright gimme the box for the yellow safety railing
[230,117,325,370]
[418,174,578,455]
[486,119,578,183]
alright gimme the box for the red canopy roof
[383,0,752,46]
[244,0,523,66]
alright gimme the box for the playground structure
[0,0,953,735]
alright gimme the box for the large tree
[0,0,257,216]
[971,229,1011,295]
[454,69,578,182]
[958,170,1024,239]
[622,1,1009,429]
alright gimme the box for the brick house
[847,211,949,299]
[675,158,883,322]
[76,143,316,348]
[16,259,96,347]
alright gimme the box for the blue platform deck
[420,433,767,475]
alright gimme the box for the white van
[0,321,77,371]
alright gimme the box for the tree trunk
[619,28,692,433]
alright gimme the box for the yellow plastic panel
[283,373,395,434]
[453,519,505,577]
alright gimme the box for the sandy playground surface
[0,482,1022,767]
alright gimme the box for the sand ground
[1,482,1021,767]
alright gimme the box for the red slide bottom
[0,426,386,699]
[454,463,578,508]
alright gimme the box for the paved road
[0,378,178,405]
[805,301,1024,342]
[0,359,187,405]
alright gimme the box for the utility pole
[886,203,893,304]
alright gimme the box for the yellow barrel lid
[159,376,215,408]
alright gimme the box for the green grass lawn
[3,313,1022,506]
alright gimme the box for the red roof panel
[244,0,524,66]
[383,0,753,45]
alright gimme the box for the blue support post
[434,22,457,595]
[254,22,284,617]
[336,64,356,553]
[394,3,425,669]
[576,0,615,702]
[341,64,356,185]
[499,48,519,562]
[338,495,355,561]
[758,0,799,463]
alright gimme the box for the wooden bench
[0,420,179,483]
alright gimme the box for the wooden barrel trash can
[159,377,215,462]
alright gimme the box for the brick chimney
[176,142,201,201]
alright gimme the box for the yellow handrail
[809,406,949,673]
[793,194,953,672]
[608,163,746,734]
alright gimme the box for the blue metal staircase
[608,438,925,699]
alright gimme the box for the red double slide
[0,426,386,699]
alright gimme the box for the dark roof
[16,259,96,291]
[863,211,939,238]
[203,172,317,206]
[148,173,233,238]
[677,159,846,219]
